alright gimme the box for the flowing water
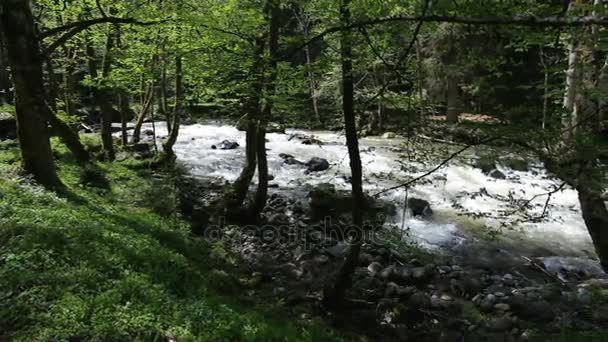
[126,122,604,274]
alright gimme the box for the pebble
[367,262,383,276]
[494,303,511,311]
[438,265,452,274]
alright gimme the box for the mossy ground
[0,137,339,341]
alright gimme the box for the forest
[1,0,608,340]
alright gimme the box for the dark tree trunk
[99,26,117,160]
[163,55,183,156]
[0,0,62,188]
[250,0,280,218]
[131,80,154,144]
[47,112,90,163]
[323,0,365,310]
[85,38,115,160]
[0,31,13,104]
[118,91,130,145]
[446,75,460,124]
[227,33,266,211]
[577,173,608,273]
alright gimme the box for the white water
[126,122,598,264]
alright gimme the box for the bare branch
[372,136,499,197]
[285,14,608,58]
[40,17,167,39]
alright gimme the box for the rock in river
[212,140,240,150]
[407,198,433,218]
[305,157,330,172]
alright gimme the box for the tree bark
[131,78,155,144]
[540,47,550,130]
[98,24,117,160]
[0,0,62,188]
[323,0,365,310]
[577,170,608,273]
[118,91,130,145]
[162,55,183,156]
[250,0,280,219]
[226,25,268,212]
[446,75,460,124]
[0,32,12,104]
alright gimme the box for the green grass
[0,139,340,341]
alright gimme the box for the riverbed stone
[305,157,330,172]
[489,169,506,180]
[509,296,555,322]
[407,197,433,218]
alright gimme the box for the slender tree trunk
[416,39,425,121]
[227,31,267,211]
[0,32,12,104]
[98,25,117,160]
[162,55,183,156]
[0,0,62,188]
[294,7,321,124]
[228,58,266,210]
[540,47,550,130]
[159,50,171,133]
[446,75,460,124]
[118,91,129,145]
[323,0,365,310]
[131,79,155,144]
[251,0,280,219]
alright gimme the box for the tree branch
[372,136,499,197]
[40,17,166,39]
[285,14,608,58]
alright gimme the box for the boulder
[489,169,506,180]
[407,198,433,218]
[502,158,529,172]
[474,156,497,175]
[212,140,239,150]
[305,157,330,172]
[301,138,323,145]
[124,143,153,159]
[288,133,323,145]
[508,295,555,322]
[279,153,304,165]
[308,183,393,224]
[0,112,17,140]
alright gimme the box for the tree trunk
[0,0,62,188]
[46,111,90,163]
[85,37,115,160]
[416,39,425,121]
[577,170,608,273]
[323,0,365,310]
[98,25,117,160]
[0,32,12,104]
[227,32,267,211]
[540,47,550,130]
[132,79,155,144]
[118,91,129,145]
[162,55,183,156]
[250,0,280,219]
[446,75,460,124]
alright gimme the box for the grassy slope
[0,138,338,341]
